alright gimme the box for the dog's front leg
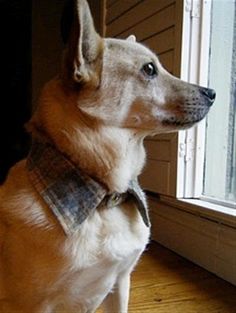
[102,272,131,313]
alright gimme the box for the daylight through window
[203,0,236,206]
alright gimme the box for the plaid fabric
[27,140,150,235]
[128,180,150,228]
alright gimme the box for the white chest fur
[53,203,150,311]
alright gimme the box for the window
[179,0,236,210]
[203,0,236,207]
[130,0,236,286]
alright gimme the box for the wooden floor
[98,242,236,313]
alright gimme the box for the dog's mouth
[162,117,202,128]
[161,106,210,128]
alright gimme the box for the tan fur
[0,0,215,312]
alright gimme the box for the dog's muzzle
[162,82,216,127]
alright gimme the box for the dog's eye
[142,62,158,78]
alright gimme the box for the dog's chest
[58,204,150,301]
[64,203,150,266]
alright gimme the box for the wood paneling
[158,50,174,73]
[105,0,179,77]
[107,0,174,37]
[144,140,171,162]
[140,160,171,194]
[149,197,236,285]
[107,0,119,8]
[107,0,142,24]
[106,1,177,80]
[105,0,183,197]
[144,27,174,55]
[118,4,175,41]
[141,134,178,196]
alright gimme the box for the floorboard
[98,242,236,312]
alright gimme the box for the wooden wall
[105,0,183,196]
[106,0,183,77]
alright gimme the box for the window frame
[201,0,236,205]
[138,0,236,285]
[176,0,236,214]
[177,0,212,199]
[140,0,236,286]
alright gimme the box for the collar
[26,140,150,235]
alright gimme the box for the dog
[0,0,215,312]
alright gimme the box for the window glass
[203,0,236,205]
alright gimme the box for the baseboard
[148,196,236,286]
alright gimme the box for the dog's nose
[200,87,216,105]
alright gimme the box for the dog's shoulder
[0,160,60,233]
[0,160,29,211]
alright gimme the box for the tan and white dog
[0,0,215,312]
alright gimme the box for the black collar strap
[26,140,150,235]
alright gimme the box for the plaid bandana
[27,140,150,235]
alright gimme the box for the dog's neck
[30,79,146,193]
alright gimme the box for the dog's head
[60,0,215,135]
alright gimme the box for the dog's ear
[62,0,103,87]
[126,35,136,42]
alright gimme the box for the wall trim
[149,195,236,286]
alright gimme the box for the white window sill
[159,195,236,229]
